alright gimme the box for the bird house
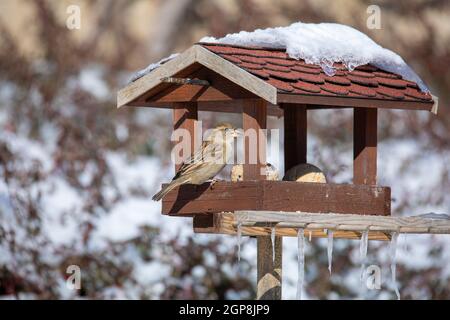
[117,41,450,300]
[117,43,438,242]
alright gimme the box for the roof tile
[292,81,321,93]
[324,75,351,86]
[376,86,405,99]
[348,75,378,87]
[376,77,407,89]
[297,73,325,84]
[348,84,377,97]
[321,83,349,96]
[292,65,321,75]
[267,70,302,81]
[239,61,264,70]
[267,78,294,92]
[265,64,291,72]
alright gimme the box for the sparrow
[152,123,239,201]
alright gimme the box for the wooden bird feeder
[118,43,443,299]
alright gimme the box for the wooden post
[242,99,267,180]
[353,108,377,185]
[172,102,198,172]
[242,99,282,300]
[283,104,307,173]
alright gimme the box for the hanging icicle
[271,227,276,263]
[237,222,242,262]
[309,230,312,242]
[297,228,305,300]
[389,232,401,300]
[327,230,334,275]
[359,230,369,296]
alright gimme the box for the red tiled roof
[200,43,433,103]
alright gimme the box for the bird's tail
[152,180,185,201]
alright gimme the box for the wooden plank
[235,211,450,234]
[193,212,390,241]
[277,93,434,112]
[196,45,277,104]
[161,181,391,216]
[127,100,284,117]
[282,104,307,172]
[354,108,377,185]
[173,102,198,172]
[242,99,267,180]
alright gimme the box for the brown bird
[152,123,239,201]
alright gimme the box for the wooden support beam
[172,102,198,172]
[354,108,377,185]
[257,236,282,300]
[282,104,307,173]
[241,99,280,300]
[161,77,210,86]
[242,99,267,180]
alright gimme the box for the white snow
[129,53,179,83]
[201,22,428,91]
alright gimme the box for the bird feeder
[118,43,444,299]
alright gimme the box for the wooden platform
[193,211,450,241]
[162,181,391,216]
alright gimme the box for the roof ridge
[197,42,287,52]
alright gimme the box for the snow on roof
[200,22,429,92]
[129,53,179,83]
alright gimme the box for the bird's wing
[173,140,223,179]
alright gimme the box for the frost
[201,22,428,91]
[389,232,401,300]
[297,228,305,300]
[129,53,179,83]
[327,230,334,275]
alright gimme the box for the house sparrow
[152,123,239,201]
[283,163,327,183]
[231,163,279,181]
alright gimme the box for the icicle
[308,230,312,242]
[327,230,334,275]
[237,222,242,262]
[271,227,276,263]
[389,232,401,300]
[297,228,305,300]
[359,230,369,284]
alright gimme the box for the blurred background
[0,0,449,299]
